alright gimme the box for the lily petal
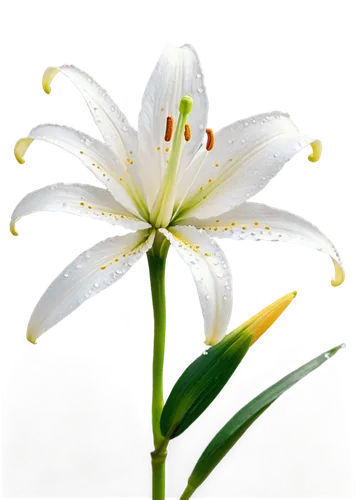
[10,183,150,236]
[160,226,232,345]
[26,230,155,344]
[183,202,344,286]
[41,62,145,213]
[14,124,145,218]
[138,44,208,207]
[176,111,319,220]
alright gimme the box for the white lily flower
[11,43,344,346]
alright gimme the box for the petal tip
[27,335,37,345]
[292,290,298,298]
[331,259,345,287]
[8,223,22,238]
[24,339,40,354]
[308,140,322,162]
[42,66,59,95]
[14,138,33,164]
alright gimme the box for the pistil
[150,95,193,228]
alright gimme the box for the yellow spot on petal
[130,161,134,164]
[80,151,84,154]
[160,107,164,112]
[157,146,161,151]
[205,252,211,256]
[102,173,106,177]
[215,163,219,167]
[216,219,219,223]
[88,205,92,209]
[229,158,233,162]
[165,147,169,152]
[254,221,259,226]
[200,186,203,191]
[80,202,85,206]
[242,225,247,230]
[208,179,212,183]
[114,258,119,262]
[127,158,131,163]
[265,225,270,230]
[195,245,200,249]
[214,227,218,231]
[224,227,229,231]
[100,266,106,270]
[101,212,105,216]
[231,222,236,226]
[97,166,101,169]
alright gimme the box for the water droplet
[241,139,246,144]
[244,122,249,127]
[199,124,204,130]
[205,294,210,300]
[223,295,228,300]
[63,272,69,278]
[202,350,208,356]
[110,105,116,112]
[196,73,202,78]
[50,186,56,191]
[197,87,204,94]
[341,343,346,348]
[216,272,224,278]
[76,264,83,269]
[273,153,278,158]
[94,283,100,288]
[324,352,332,359]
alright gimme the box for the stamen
[308,140,322,162]
[164,116,174,142]
[206,128,214,151]
[184,124,191,142]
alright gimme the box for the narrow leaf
[180,343,345,499]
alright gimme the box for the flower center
[150,95,193,228]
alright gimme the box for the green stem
[148,234,170,500]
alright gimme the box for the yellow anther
[308,140,322,162]
[206,129,214,151]
[165,116,174,142]
[42,66,60,94]
[184,124,191,142]
[14,138,34,164]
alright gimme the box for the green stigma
[179,95,193,115]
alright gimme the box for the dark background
[0,31,356,498]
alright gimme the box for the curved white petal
[14,124,145,218]
[177,111,319,220]
[160,226,232,345]
[138,44,208,207]
[10,183,150,235]
[42,62,148,212]
[27,230,155,343]
[183,202,344,287]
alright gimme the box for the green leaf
[180,343,345,500]
[161,329,252,439]
[2,354,147,498]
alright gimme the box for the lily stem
[148,236,170,500]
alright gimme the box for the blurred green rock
[2,354,148,498]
